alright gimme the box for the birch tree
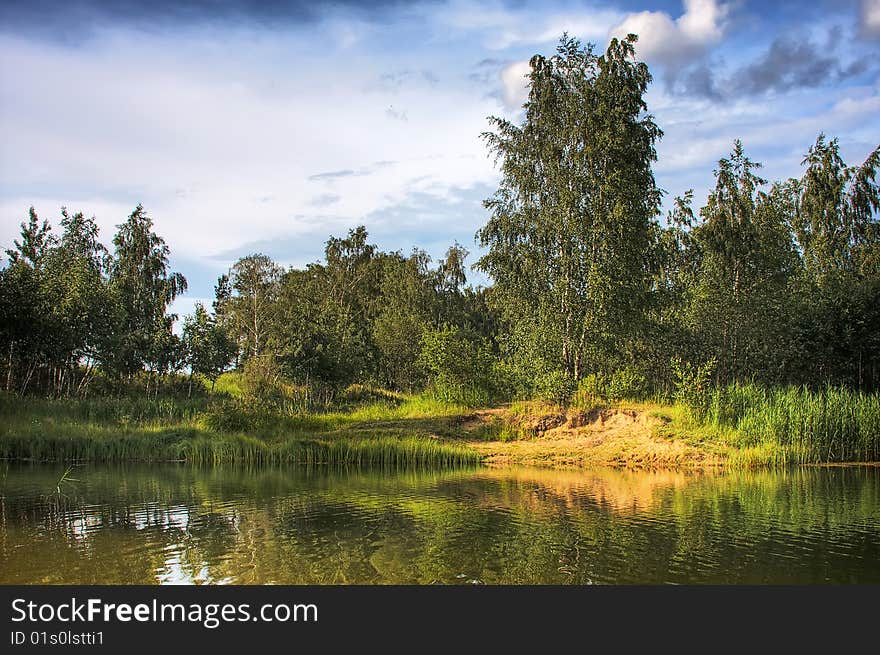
[476,34,662,380]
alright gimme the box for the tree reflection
[1,463,878,584]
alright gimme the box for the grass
[644,383,880,467]
[2,382,878,470]
[0,392,480,469]
[701,384,880,466]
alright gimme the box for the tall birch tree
[476,34,662,380]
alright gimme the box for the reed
[698,383,880,465]
[0,392,481,469]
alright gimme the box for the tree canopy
[1,36,878,402]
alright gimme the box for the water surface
[1,463,878,584]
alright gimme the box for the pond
[1,463,878,584]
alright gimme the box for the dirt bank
[463,404,721,469]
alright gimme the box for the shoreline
[0,395,880,471]
[2,395,879,471]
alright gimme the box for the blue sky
[1,0,879,321]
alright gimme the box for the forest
[1,36,879,467]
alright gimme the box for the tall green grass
[0,393,210,425]
[0,427,480,468]
[697,384,880,466]
[183,434,480,468]
[0,392,481,469]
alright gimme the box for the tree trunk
[20,361,36,395]
[5,342,12,392]
[252,289,260,358]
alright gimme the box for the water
[0,463,878,584]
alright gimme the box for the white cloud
[495,1,731,115]
[0,26,501,279]
[610,0,729,64]
[677,0,727,42]
[500,60,532,111]
[862,0,880,35]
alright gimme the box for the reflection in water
[0,463,878,584]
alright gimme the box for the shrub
[489,361,531,402]
[671,357,717,419]
[577,367,650,402]
[535,370,576,406]
[607,367,649,401]
[419,326,498,406]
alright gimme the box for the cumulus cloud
[500,60,532,111]
[610,0,729,65]
[676,29,876,101]
[676,0,727,42]
[497,0,731,112]
[862,0,880,36]
[731,34,864,95]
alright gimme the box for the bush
[607,367,649,401]
[337,384,404,408]
[671,357,716,419]
[239,355,285,408]
[489,361,531,402]
[577,367,649,402]
[199,400,253,432]
[535,370,576,406]
[419,326,498,406]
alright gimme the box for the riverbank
[1,385,878,469]
[0,394,480,468]
[464,386,880,468]
[464,404,720,468]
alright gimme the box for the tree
[5,206,57,268]
[790,136,880,388]
[418,325,496,406]
[796,134,880,281]
[323,226,384,382]
[690,140,771,382]
[107,204,187,378]
[41,208,110,392]
[146,315,185,396]
[1,208,58,392]
[476,34,662,381]
[224,253,283,361]
[372,250,434,390]
[183,303,236,394]
[0,256,41,392]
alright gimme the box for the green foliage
[220,253,283,361]
[107,204,187,377]
[695,383,880,465]
[182,303,235,389]
[477,34,662,381]
[488,360,532,401]
[534,370,576,405]
[672,357,717,419]
[418,325,497,406]
[577,367,650,402]
[238,354,286,408]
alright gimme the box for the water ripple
[0,463,878,584]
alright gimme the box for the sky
[1,0,879,322]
